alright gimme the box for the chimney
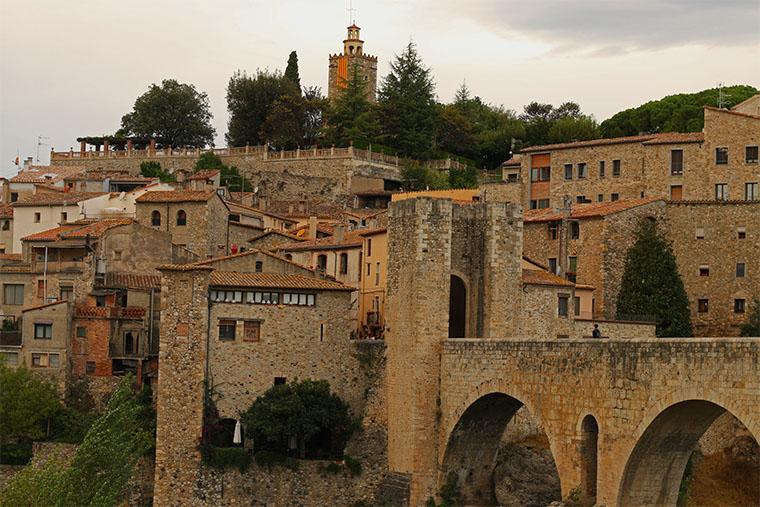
[308,216,318,239]
[24,157,33,167]
[334,225,345,243]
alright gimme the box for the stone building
[0,204,12,254]
[732,93,760,116]
[518,106,759,209]
[16,300,71,392]
[135,190,230,258]
[328,24,378,102]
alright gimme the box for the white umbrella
[233,420,242,444]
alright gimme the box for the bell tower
[328,23,378,102]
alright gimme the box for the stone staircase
[375,471,411,506]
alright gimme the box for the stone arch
[580,414,599,505]
[441,387,560,505]
[448,274,467,338]
[617,398,759,507]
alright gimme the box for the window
[695,228,705,239]
[34,212,41,223]
[60,286,73,301]
[670,149,683,175]
[612,160,621,177]
[735,299,746,314]
[597,194,604,202]
[564,164,573,180]
[1,351,19,367]
[746,146,759,164]
[558,295,569,317]
[228,214,241,222]
[316,254,327,272]
[578,163,588,179]
[244,321,261,342]
[715,184,728,201]
[3,284,23,305]
[10,192,18,202]
[37,279,45,298]
[736,262,746,277]
[611,193,619,201]
[95,295,106,307]
[568,256,578,273]
[176,210,187,226]
[576,195,587,204]
[573,296,581,317]
[699,266,709,277]
[86,361,96,375]
[285,254,292,261]
[319,323,325,342]
[243,291,279,304]
[670,185,683,200]
[339,253,348,274]
[530,167,550,182]
[218,320,236,341]
[211,290,244,303]
[124,331,139,354]
[570,222,580,239]
[274,377,286,386]
[367,239,372,256]
[60,212,68,223]
[34,323,53,340]
[737,227,746,239]
[698,299,709,313]
[599,161,605,178]
[530,199,550,209]
[151,210,161,226]
[76,326,87,338]
[548,223,559,240]
[366,263,371,276]
[375,262,380,286]
[281,293,315,306]
[548,258,557,274]
[715,147,728,165]
[31,352,59,368]
[1,220,9,231]
[255,261,263,273]
[113,250,122,261]
[745,182,758,201]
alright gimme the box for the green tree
[1,376,152,507]
[740,298,760,337]
[0,366,60,463]
[302,86,328,147]
[548,115,600,143]
[120,79,215,148]
[139,161,175,183]
[616,219,693,337]
[377,42,438,158]
[600,85,758,137]
[324,63,376,147]
[448,166,478,189]
[400,160,449,191]
[241,380,355,459]
[259,94,305,149]
[226,69,299,146]
[284,51,301,93]
[194,152,252,192]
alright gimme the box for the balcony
[75,305,146,320]
[0,319,21,347]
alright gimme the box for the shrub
[253,450,299,471]
[344,455,362,477]
[200,445,251,472]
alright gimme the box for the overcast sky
[1,0,758,177]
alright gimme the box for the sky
[1,0,758,177]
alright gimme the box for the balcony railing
[0,329,22,347]
[75,305,145,319]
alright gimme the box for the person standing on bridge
[592,324,602,338]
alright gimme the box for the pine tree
[616,219,693,337]
[324,62,376,146]
[377,42,438,158]
[284,51,301,94]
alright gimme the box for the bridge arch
[617,396,759,507]
[441,386,561,505]
[448,273,467,338]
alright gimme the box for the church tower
[328,24,378,102]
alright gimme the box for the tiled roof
[358,227,386,237]
[520,134,657,153]
[22,300,69,312]
[521,269,574,287]
[641,132,704,145]
[249,229,304,243]
[0,204,13,218]
[9,165,86,183]
[280,229,370,252]
[210,271,353,291]
[136,190,215,203]
[500,154,522,166]
[0,253,22,262]
[104,272,161,289]
[189,170,220,180]
[192,248,316,273]
[266,199,346,219]
[226,202,298,223]
[21,219,133,242]
[22,225,81,241]
[704,105,760,120]
[292,222,336,237]
[12,191,107,207]
[524,197,662,222]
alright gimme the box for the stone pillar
[80,141,86,154]
[385,197,452,505]
[103,140,109,155]
[149,139,157,156]
[482,202,523,339]
[153,265,213,506]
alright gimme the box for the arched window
[449,275,467,338]
[339,253,348,274]
[255,261,263,273]
[151,210,161,226]
[317,254,327,272]
[581,415,599,504]
[176,210,187,226]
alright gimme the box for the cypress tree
[284,51,301,93]
[616,219,692,337]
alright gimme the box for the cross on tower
[347,0,357,24]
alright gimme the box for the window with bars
[671,149,683,175]
[715,147,728,165]
[746,146,759,164]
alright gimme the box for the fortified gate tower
[328,24,378,102]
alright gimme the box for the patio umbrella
[233,420,242,444]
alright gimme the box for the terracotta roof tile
[280,228,371,252]
[225,202,298,223]
[0,204,13,218]
[9,165,86,184]
[21,219,132,242]
[210,271,353,291]
[249,229,304,243]
[524,197,662,223]
[521,269,574,287]
[136,190,215,203]
[12,191,107,207]
[704,105,760,120]
[642,132,705,145]
[521,134,657,153]
[189,170,220,180]
[22,225,81,241]
[104,272,161,289]
[22,300,69,312]
[266,199,346,220]
[0,253,22,261]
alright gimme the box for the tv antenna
[347,0,357,24]
[717,82,729,109]
[36,135,50,163]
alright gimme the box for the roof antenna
[717,82,729,109]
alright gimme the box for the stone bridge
[385,198,760,506]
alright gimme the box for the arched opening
[255,261,263,273]
[176,209,187,226]
[151,210,161,226]
[449,275,466,338]
[618,400,759,507]
[580,415,598,505]
[442,393,561,506]
[316,254,327,272]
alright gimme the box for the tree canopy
[120,79,215,148]
[600,85,758,137]
[323,62,377,147]
[139,161,175,183]
[616,219,693,337]
[284,51,301,92]
[194,152,252,192]
[740,298,760,337]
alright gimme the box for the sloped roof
[22,300,69,312]
[249,229,304,243]
[520,131,705,153]
[280,228,373,252]
[21,219,133,242]
[210,271,353,291]
[524,197,662,223]
[704,105,760,120]
[641,132,704,145]
[136,190,215,203]
[12,191,107,207]
[9,165,86,184]
[103,272,161,289]
[521,269,574,287]
[189,170,220,181]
